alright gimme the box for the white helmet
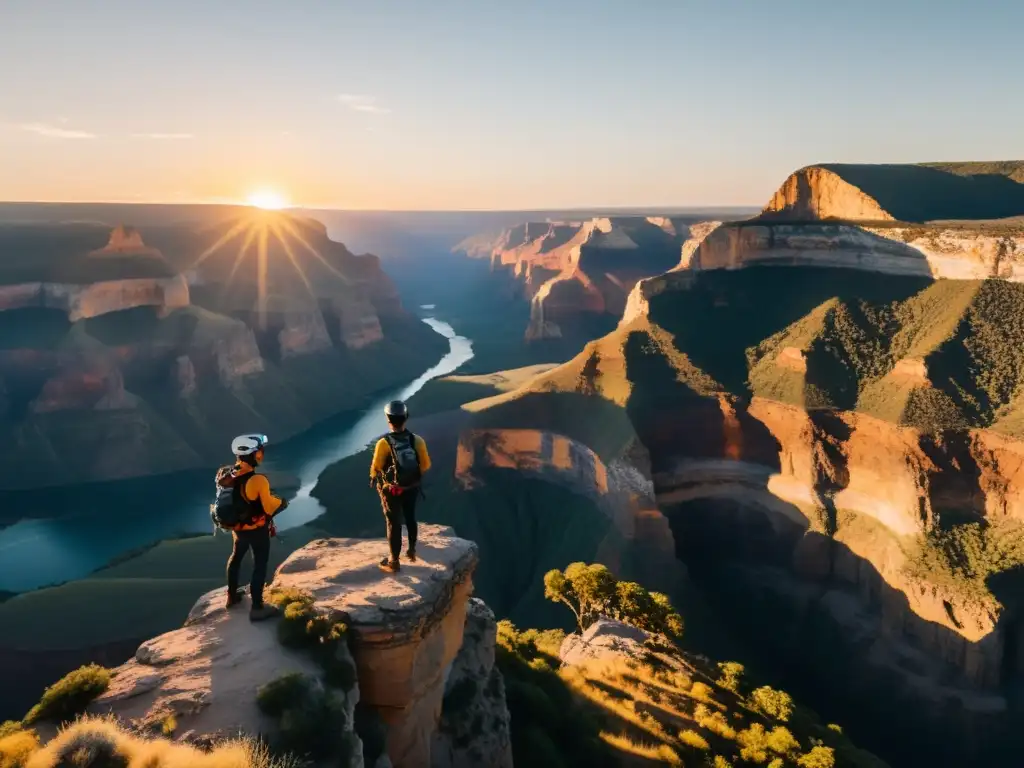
[232,433,269,457]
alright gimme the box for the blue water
[0,317,472,593]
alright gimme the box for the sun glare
[246,190,288,210]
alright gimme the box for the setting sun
[246,190,289,210]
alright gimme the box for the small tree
[748,686,794,723]
[545,564,683,638]
[544,563,616,632]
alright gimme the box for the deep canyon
[6,162,1024,767]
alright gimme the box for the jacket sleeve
[370,438,389,478]
[415,437,431,473]
[247,474,283,515]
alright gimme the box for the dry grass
[599,732,682,765]
[1,717,301,768]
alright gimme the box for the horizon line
[0,199,764,213]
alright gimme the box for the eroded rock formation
[0,218,447,488]
[454,217,689,341]
[90,526,512,768]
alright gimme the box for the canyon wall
[0,217,447,488]
[685,222,1024,281]
[454,217,690,341]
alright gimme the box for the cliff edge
[87,525,512,768]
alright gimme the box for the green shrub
[748,686,794,723]
[256,672,351,761]
[23,664,111,725]
[716,661,745,693]
[798,745,837,768]
[0,723,24,739]
[256,673,314,717]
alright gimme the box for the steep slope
[0,214,447,488]
[472,263,1024,767]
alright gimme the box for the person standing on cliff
[212,433,288,621]
[370,400,431,573]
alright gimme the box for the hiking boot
[378,557,400,573]
[249,604,281,622]
[226,588,246,609]
[404,549,417,563]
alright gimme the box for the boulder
[559,618,651,667]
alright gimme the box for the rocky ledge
[89,525,512,768]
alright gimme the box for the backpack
[210,466,262,530]
[384,431,422,488]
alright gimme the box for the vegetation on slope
[904,519,1024,610]
[631,268,1024,434]
[498,562,886,768]
[0,717,298,768]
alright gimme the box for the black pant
[381,489,418,562]
[227,526,271,607]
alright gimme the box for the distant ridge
[762,161,1024,223]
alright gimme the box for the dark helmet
[384,400,408,419]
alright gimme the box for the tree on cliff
[543,562,684,638]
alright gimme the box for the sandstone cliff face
[687,222,1024,280]
[432,598,513,768]
[454,428,680,594]
[763,166,895,221]
[90,526,513,768]
[455,217,686,341]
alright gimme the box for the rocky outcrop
[91,587,361,763]
[762,162,1024,222]
[90,526,512,768]
[432,598,513,768]
[763,166,895,221]
[90,224,162,257]
[558,618,650,667]
[0,275,191,321]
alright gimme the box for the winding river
[0,316,472,594]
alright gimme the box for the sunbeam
[257,219,269,329]
[191,219,249,270]
[279,218,350,283]
[270,219,316,299]
[220,224,259,303]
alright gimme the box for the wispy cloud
[338,94,390,114]
[18,122,95,139]
[131,132,194,139]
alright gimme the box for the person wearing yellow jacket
[369,400,431,573]
[219,433,287,620]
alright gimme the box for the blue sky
[0,0,1021,209]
